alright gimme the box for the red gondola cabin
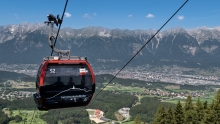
[33,56,95,110]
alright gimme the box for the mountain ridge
[1,23,220,69]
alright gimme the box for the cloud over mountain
[65,12,71,18]
[146,14,154,18]
[177,15,184,20]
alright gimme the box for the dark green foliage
[130,97,175,123]
[0,71,31,82]
[203,109,216,124]
[185,110,197,124]
[195,98,204,122]
[41,107,90,124]
[184,95,194,111]
[179,84,212,91]
[152,105,177,124]
[0,100,12,123]
[0,110,9,124]
[174,100,184,124]
[39,89,137,123]
[203,100,208,109]
[0,97,35,110]
[14,115,22,122]
[152,106,166,124]
[209,100,215,109]
[88,90,137,120]
[9,97,36,110]
[165,106,176,124]
[184,95,196,123]
[213,90,220,123]
[140,97,159,103]
[134,115,142,124]
[13,88,36,92]
[216,90,220,102]
[0,99,11,109]
[152,90,220,124]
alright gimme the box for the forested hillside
[0,71,33,82]
[0,73,220,123]
[130,97,175,123]
[88,90,138,119]
[152,90,220,124]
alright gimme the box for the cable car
[33,14,95,110]
[33,56,95,110]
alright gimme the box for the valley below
[1,24,220,123]
[0,63,220,124]
[1,63,220,85]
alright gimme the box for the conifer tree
[209,100,215,110]
[184,95,197,123]
[203,100,216,123]
[174,100,185,124]
[203,90,220,123]
[202,100,209,123]
[213,90,220,123]
[184,95,194,111]
[195,98,204,122]
[152,105,166,124]
[215,89,220,104]
[203,100,208,110]
[203,109,216,124]
[165,106,176,124]
[134,115,142,124]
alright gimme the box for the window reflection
[44,64,92,89]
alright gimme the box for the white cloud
[65,12,71,18]
[14,14,18,19]
[177,15,184,20]
[83,13,90,18]
[93,13,97,16]
[128,14,132,17]
[146,14,154,18]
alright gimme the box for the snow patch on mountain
[155,33,162,49]
[181,45,197,56]
[202,45,218,53]
[162,27,187,35]
[98,31,111,37]
[187,26,220,44]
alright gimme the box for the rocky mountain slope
[1,23,220,69]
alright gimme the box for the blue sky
[0,0,220,30]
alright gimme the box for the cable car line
[92,0,189,99]
[51,0,69,56]
[31,0,188,122]
[36,7,96,109]
[33,0,96,111]
[74,0,189,119]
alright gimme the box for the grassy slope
[6,110,47,124]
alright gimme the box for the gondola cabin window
[44,64,92,90]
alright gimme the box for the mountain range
[1,22,220,69]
